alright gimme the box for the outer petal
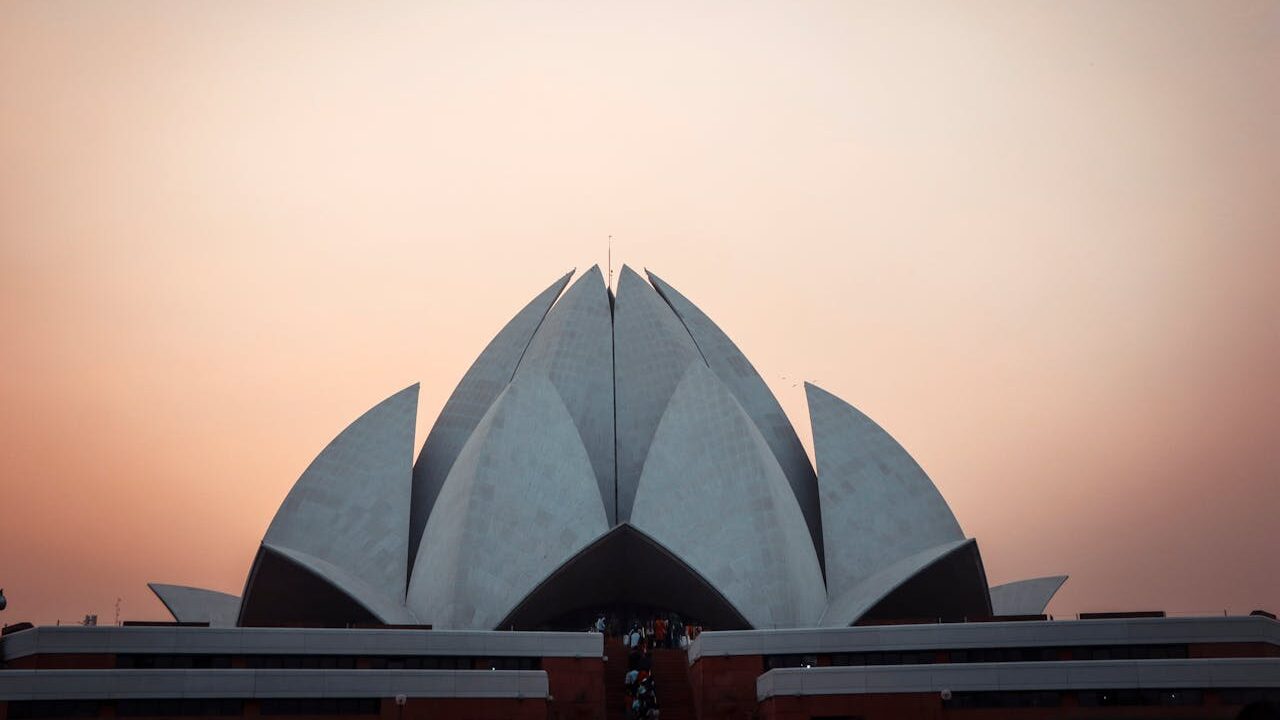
[631,364,826,629]
[614,266,704,522]
[407,374,610,629]
[147,584,240,627]
[806,382,964,600]
[240,384,418,626]
[512,267,616,523]
[240,544,414,626]
[820,538,991,626]
[647,270,823,564]
[990,575,1069,615]
[410,271,572,570]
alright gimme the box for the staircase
[650,647,695,720]
[601,640,697,720]
[603,637,629,720]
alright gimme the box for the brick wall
[543,657,605,720]
[688,655,761,720]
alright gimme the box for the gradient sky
[2,1,1277,627]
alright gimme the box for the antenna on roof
[608,235,613,291]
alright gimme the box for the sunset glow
[1,1,1277,626]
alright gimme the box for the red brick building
[3,613,1278,719]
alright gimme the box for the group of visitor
[622,624,659,719]
[590,612,702,648]
[585,613,706,719]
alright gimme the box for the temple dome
[157,265,1066,630]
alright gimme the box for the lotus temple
[2,266,1276,720]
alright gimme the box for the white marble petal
[147,584,241,627]
[255,384,418,623]
[512,267,616,523]
[820,539,974,627]
[990,575,1069,615]
[407,375,610,629]
[613,266,704,522]
[410,271,572,570]
[647,269,823,562]
[807,382,964,601]
[632,364,826,629]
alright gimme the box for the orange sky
[1,1,1277,626]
